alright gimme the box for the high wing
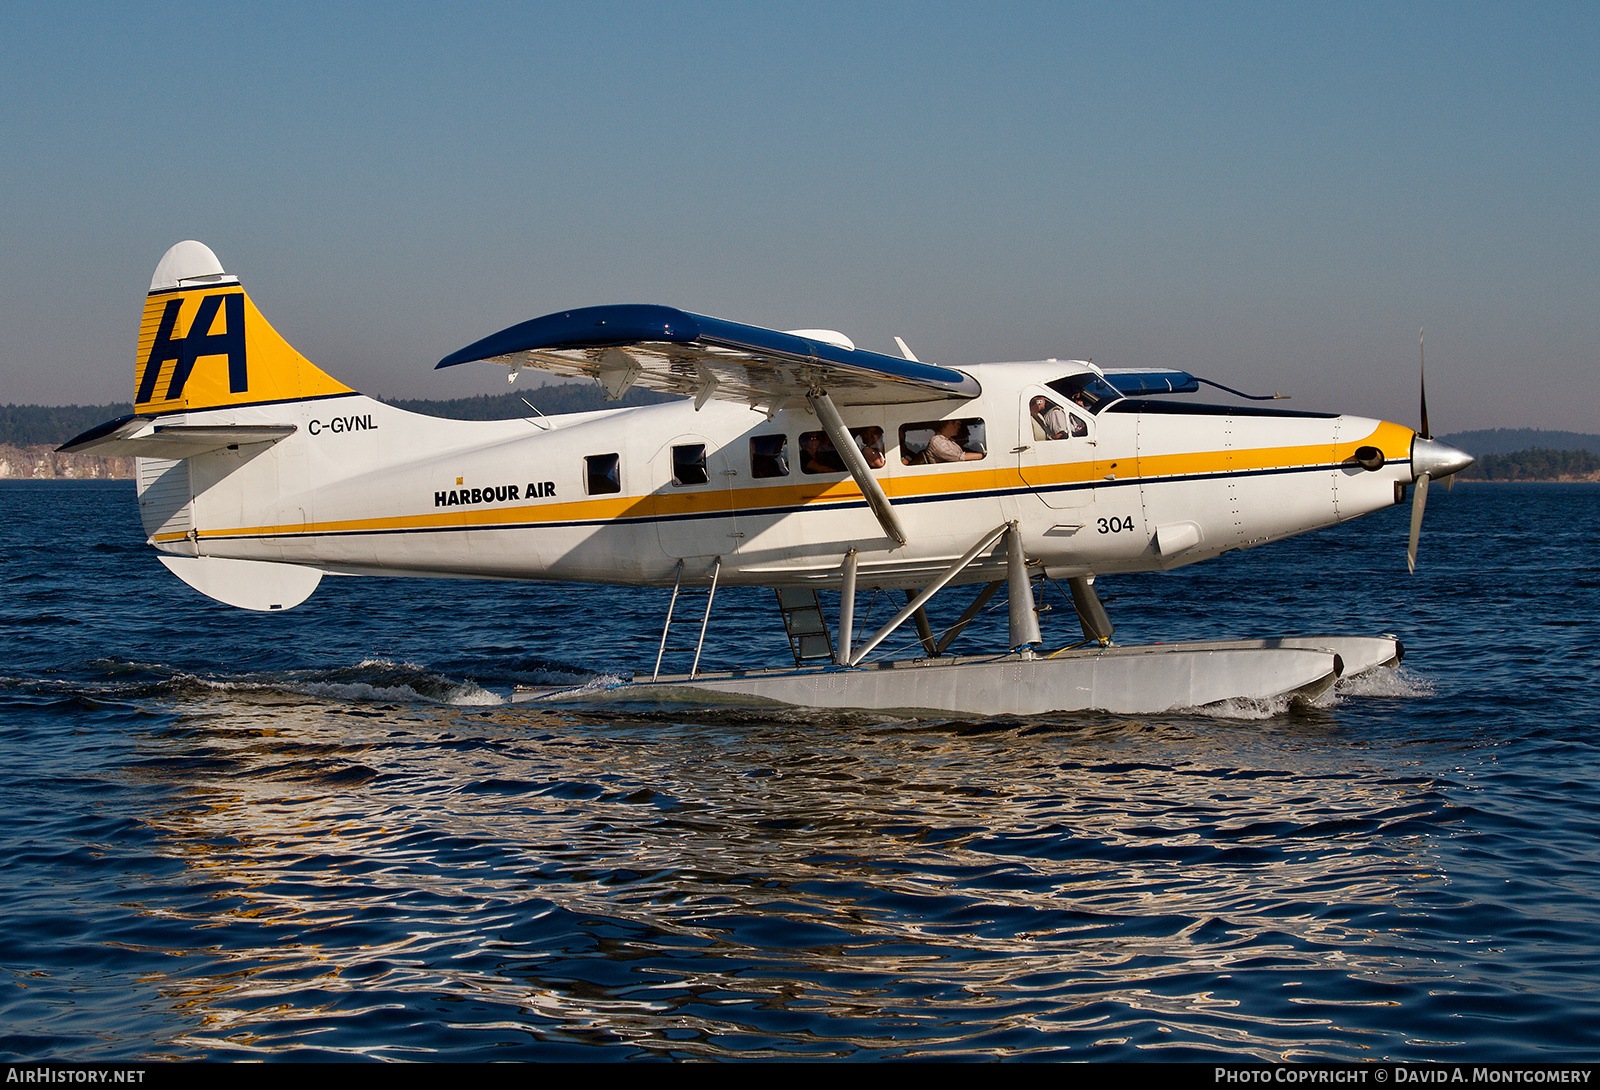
[436,304,981,410]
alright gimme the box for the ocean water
[1,479,1597,1061]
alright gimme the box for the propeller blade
[1418,327,1431,440]
[1407,472,1430,573]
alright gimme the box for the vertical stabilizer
[135,241,354,415]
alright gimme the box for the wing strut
[807,389,908,546]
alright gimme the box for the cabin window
[798,431,845,475]
[585,453,621,495]
[900,418,986,464]
[672,443,709,486]
[750,434,789,478]
[1046,374,1122,415]
[798,427,887,474]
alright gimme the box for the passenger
[855,426,886,469]
[800,432,844,474]
[926,419,983,462]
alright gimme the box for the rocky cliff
[0,444,133,479]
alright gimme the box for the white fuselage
[138,360,1416,591]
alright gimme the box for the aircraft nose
[1411,436,1475,481]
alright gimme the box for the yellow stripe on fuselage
[1133,419,1415,481]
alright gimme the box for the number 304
[1097,515,1135,534]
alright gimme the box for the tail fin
[135,241,353,415]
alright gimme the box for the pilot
[1030,396,1070,441]
[927,419,983,462]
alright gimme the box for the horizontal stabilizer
[437,304,981,409]
[158,554,322,612]
[59,415,296,459]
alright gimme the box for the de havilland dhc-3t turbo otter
[63,241,1474,715]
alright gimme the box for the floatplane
[63,241,1473,715]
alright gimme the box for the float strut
[836,549,858,665]
[848,522,1009,666]
[1068,575,1114,646]
[905,592,939,657]
[935,580,1003,656]
[689,557,721,678]
[1006,522,1042,652]
[652,559,684,681]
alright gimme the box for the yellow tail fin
[135,240,353,414]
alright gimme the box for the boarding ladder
[774,588,835,667]
[652,558,721,680]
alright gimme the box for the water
[2,480,1597,1061]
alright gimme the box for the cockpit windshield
[1046,374,1122,415]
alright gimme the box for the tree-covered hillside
[1459,448,1600,481]
[0,404,133,447]
[1439,428,1600,456]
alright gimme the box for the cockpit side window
[1047,374,1122,415]
[1028,395,1078,441]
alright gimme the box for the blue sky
[2,1,1596,431]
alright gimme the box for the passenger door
[654,435,741,560]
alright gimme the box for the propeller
[1405,327,1475,572]
[1407,328,1429,573]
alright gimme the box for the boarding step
[775,587,836,666]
